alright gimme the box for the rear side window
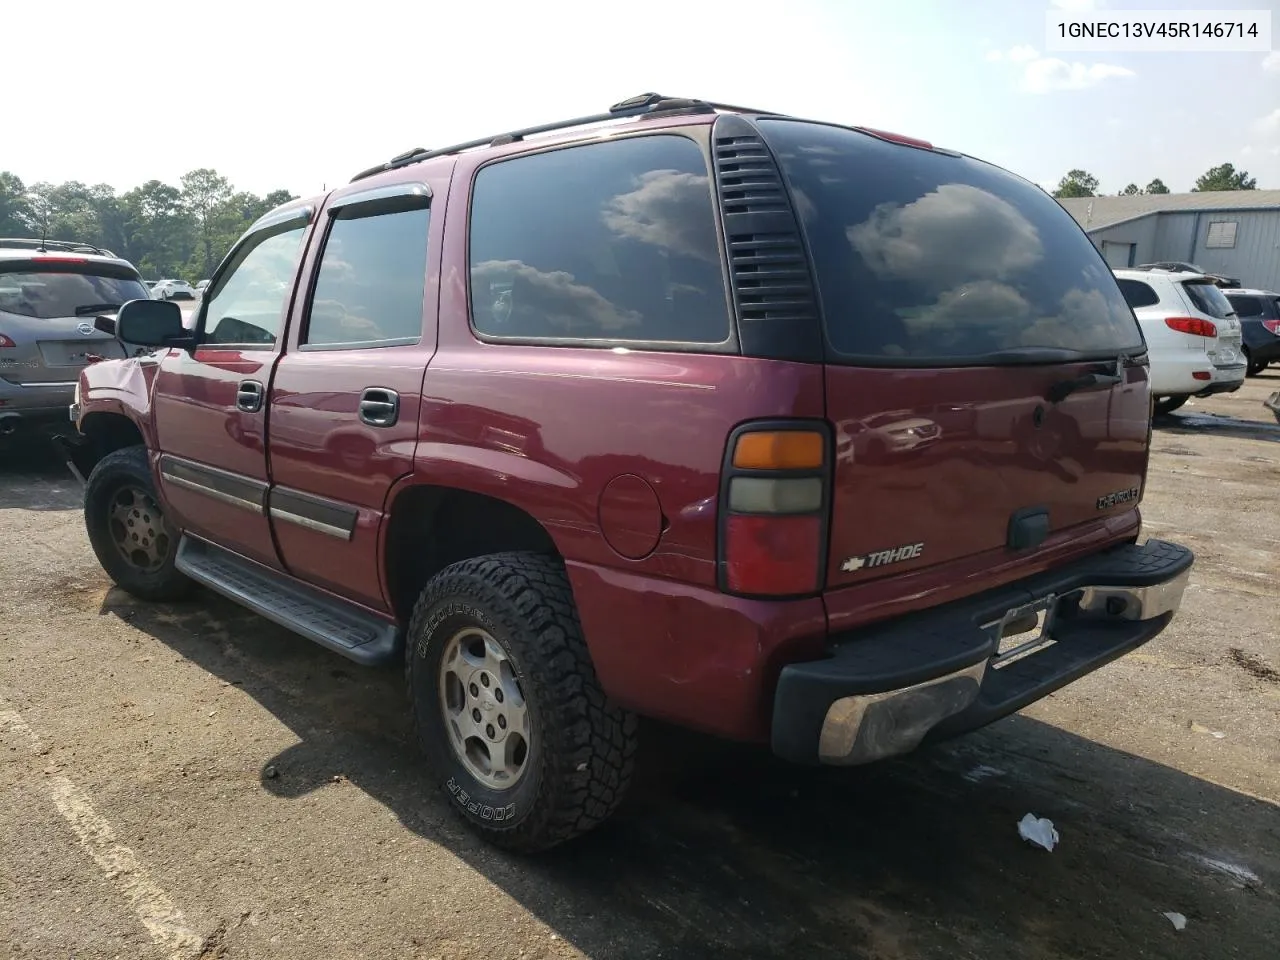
[757,119,1143,364]
[0,268,148,319]
[468,135,730,345]
[1116,279,1160,309]
[1181,280,1234,319]
[304,207,430,347]
[1226,295,1263,318]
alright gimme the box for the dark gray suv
[0,240,147,438]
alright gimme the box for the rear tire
[1243,347,1265,377]
[83,446,192,602]
[405,552,638,852]
[1153,396,1188,417]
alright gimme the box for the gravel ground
[1,374,1278,960]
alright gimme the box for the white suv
[1113,268,1246,416]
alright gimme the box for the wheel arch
[382,482,561,623]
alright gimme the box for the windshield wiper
[1047,363,1122,403]
[74,303,122,316]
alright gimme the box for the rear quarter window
[468,134,731,346]
[1116,279,1160,309]
[757,119,1144,364]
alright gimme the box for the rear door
[265,176,444,611]
[1177,278,1242,366]
[0,259,136,388]
[757,120,1151,618]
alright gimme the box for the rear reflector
[732,430,824,470]
[724,514,823,595]
[1192,371,1211,381]
[1263,319,1280,336]
[1165,316,1217,338]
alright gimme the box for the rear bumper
[772,538,1193,765]
[0,378,76,423]
[1149,355,1244,397]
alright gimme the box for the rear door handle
[359,388,399,427]
[237,380,264,413]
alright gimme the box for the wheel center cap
[481,698,495,712]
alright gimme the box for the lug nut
[480,674,490,688]
[486,724,495,739]
[472,708,481,723]
[494,689,504,703]
[498,715,506,730]
[469,682,479,697]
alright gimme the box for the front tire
[1153,395,1188,417]
[406,552,638,852]
[83,446,192,601]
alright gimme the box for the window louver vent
[711,116,822,361]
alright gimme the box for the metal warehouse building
[1058,190,1280,292]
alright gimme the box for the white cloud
[1022,58,1134,93]
[986,44,1039,63]
[1262,51,1280,73]
[1254,108,1280,138]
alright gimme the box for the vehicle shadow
[0,435,82,511]
[98,588,1279,960]
[1154,409,1280,443]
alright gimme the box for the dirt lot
[1,376,1278,960]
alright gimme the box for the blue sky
[10,0,1279,197]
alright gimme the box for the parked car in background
[1222,289,1280,377]
[67,93,1194,853]
[195,279,210,295]
[1135,262,1241,289]
[1114,268,1246,415]
[0,240,148,438]
[151,279,196,301]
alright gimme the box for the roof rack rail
[0,237,116,257]
[349,93,784,183]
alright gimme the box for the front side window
[304,207,430,347]
[758,119,1144,364]
[203,225,307,347]
[469,134,730,345]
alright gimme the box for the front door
[151,206,315,569]
[266,178,443,610]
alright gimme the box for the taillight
[0,334,15,348]
[1165,316,1217,338]
[1263,319,1280,336]
[719,423,829,597]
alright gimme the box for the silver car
[0,241,150,437]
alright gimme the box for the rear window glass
[1225,295,1263,317]
[1117,279,1160,309]
[0,269,148,320]
[1181,280,1234,319]
[758,120,1143,364]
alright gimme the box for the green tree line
[1053,163,1260,199]
[0,170,297,282]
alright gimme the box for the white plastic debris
[1163,912,1187,931]
[1017,813,1059,852]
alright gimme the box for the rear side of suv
[1223,288,1280,376]
[1113,268,1246,415]
[71,95,1193,852]
[0,243,147,437]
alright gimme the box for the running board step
[175,536,399,665]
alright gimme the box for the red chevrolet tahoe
[66,94,1193,852]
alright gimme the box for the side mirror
[116,299,192,348]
